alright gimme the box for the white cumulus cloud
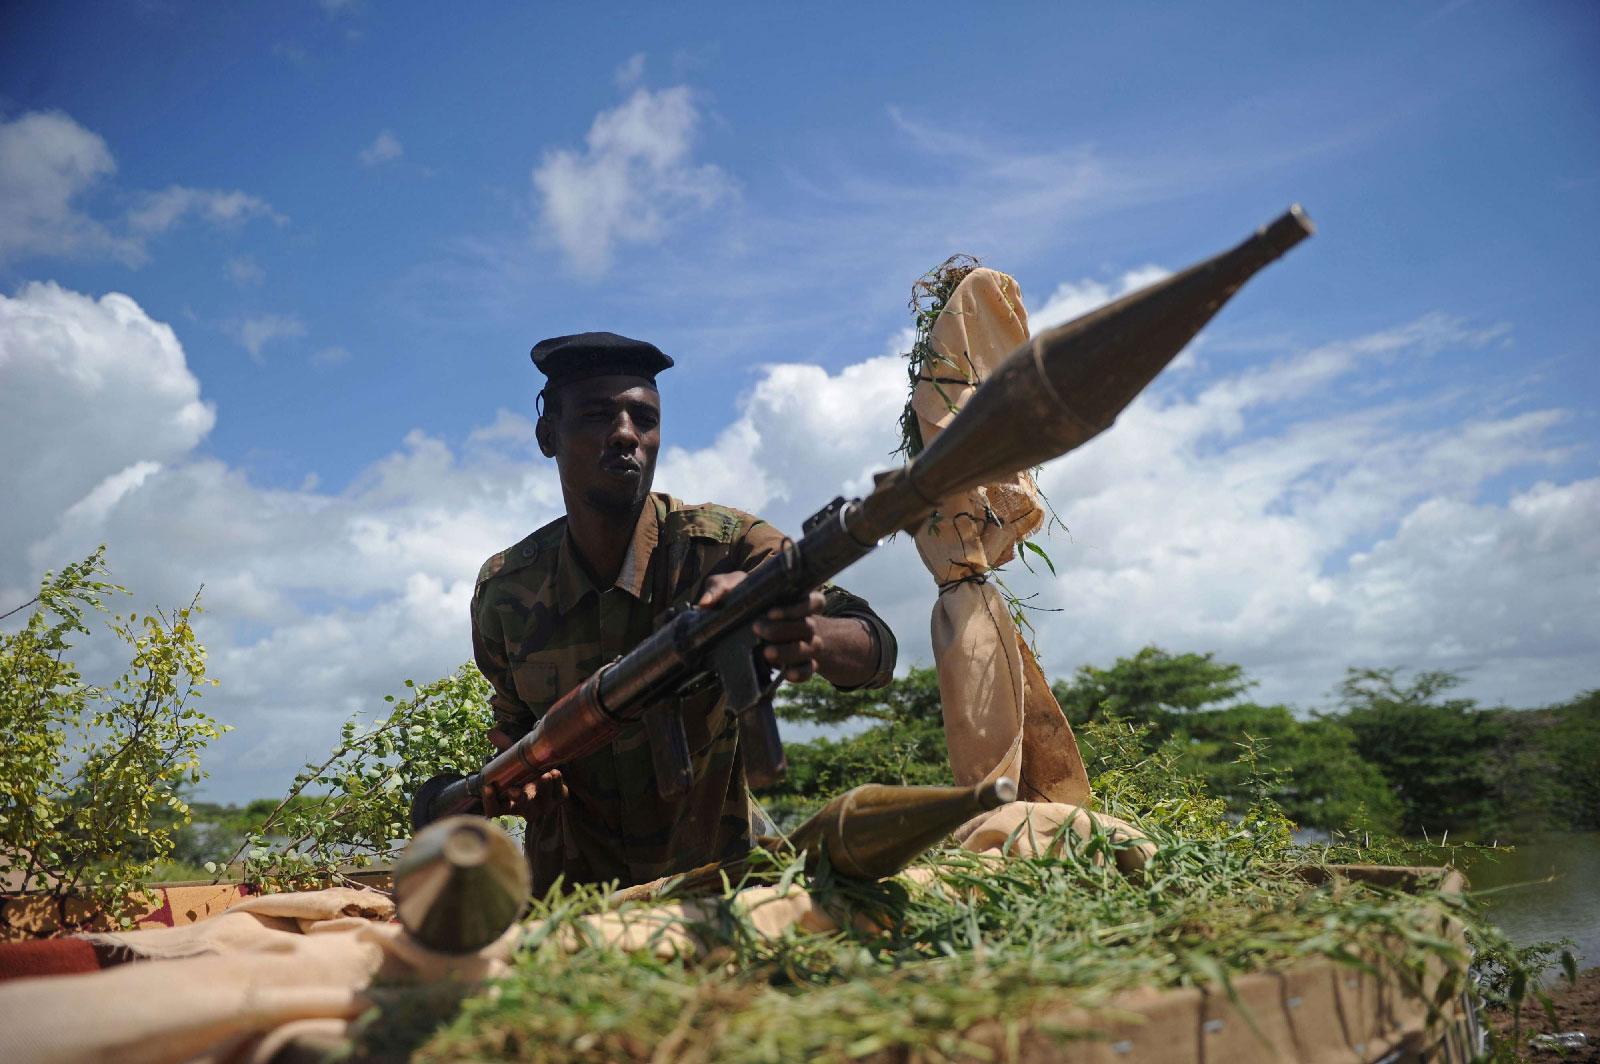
[1018,314,1593,709]
[0,283,215,575]
[0,111,134,264]
[532,86,734,276]
[126,186,285,235]
[0,110,282,266]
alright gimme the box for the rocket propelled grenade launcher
[411,206,1315,830]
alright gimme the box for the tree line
[168,649,1599,868]
[761,647,1599,841]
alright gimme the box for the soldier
[471,332,898,895]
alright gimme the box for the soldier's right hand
[485,769,568,820]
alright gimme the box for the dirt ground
[1488,967,1600,1061]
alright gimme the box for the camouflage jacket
[471,492,896,894]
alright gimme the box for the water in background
[1460,832,1600,971]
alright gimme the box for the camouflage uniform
[472,492,897,894]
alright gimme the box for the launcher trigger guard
[709,626,789,789]
[709,625,769,717]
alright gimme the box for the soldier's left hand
[699,572,826,683]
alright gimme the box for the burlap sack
[910,267,1091,806]
[72,886,396,961]
[953,801,1156,876]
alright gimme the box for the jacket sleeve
[471,585,535,741]
[818,583,898,691]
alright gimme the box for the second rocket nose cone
[982,777,1018,808]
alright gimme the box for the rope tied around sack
[937,572,991,594]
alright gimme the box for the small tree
[0,548,227,926]
[1177,703,1402,832]
[230,665,497,890]
[1051,646,1252,733]
[1336,667,1502,837]
[1544,690,1600,831]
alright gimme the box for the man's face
[538,375,662,515]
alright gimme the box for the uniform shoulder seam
[664,500,758,545]
[477,516,566,587]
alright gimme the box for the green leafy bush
[1539,689,1600,830]
[0,548,227,926]
[1051,645,1254,730]
[1051,648,1406,834]
[230,665,501,890]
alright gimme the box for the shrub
[0,548,226,926]
[229,665,501,890]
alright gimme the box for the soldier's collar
[555,495,666,612]
[613,495,666,600]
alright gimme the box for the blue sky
[2,2,1596,801]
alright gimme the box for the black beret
[529,331,674,388]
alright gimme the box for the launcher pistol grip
[644,702,693,799]
[709,624,787,789]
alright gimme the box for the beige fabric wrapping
[911,267,1091,806]
[0,889,515,1064]
[76,886,397,960]
[957,801,1156,876]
